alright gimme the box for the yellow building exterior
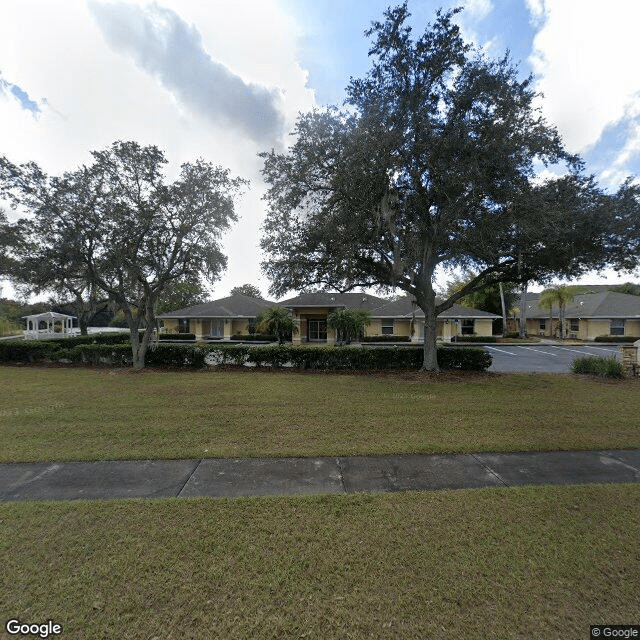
[158,292,500,343]
[516,291,640,340]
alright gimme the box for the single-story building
[159,292,499,343]
[157,293,274,340]
[367,297,499,343]
[516,290,640,339]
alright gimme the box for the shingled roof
[370,297,500,319]
[523,291,640,319]
[279,292,387,309]
[157,293,276,319]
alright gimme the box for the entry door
[208,319,224,337]
[308,319,327,341]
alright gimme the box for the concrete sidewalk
[1,449,639,502]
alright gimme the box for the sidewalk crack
[471,454,509,487]
[176,459,202,497]
[335,457,348,494]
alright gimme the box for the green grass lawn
[1,485,638,639]
[2,366,639,462]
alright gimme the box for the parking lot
[484,343,622,373]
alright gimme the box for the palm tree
[256,307,297,344]
[539,286,581,339]
[327,308,371,345]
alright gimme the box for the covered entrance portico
[23,311,76,340]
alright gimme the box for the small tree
[539,286,581,339]
[327,308,371,344]
[256,306,297,344]
[230,284,263,298]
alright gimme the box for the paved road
[485,343,621,373]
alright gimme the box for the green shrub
[451,335,497,343]
[158,333,196,341]
[64,344,133,367]
[504,332,521,338]
[571,356,624,378]
[230,334,277,341]
[0,340,62,363]
[361,335,411,342]
[594,335,639,343]
[0,340,492,372]
[202,344,492,372]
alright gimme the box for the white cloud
[88,1,285,145]
[0,0,315,299]
[528,0,640,156]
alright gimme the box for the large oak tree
[260,4,612,370]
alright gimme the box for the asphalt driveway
[484,343,622,373]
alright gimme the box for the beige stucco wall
[162,319,179,333]
[474,319,494,337]
[394,320,411,337]
[625,320,640,336]
[231,319,250,336]
[367,320,382,337]
[586,319,611,340]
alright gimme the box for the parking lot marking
[581,345,620,353]
[552,345,615,356]
[519,346,559,356]
[486,346,519,355]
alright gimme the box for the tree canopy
[1,141,245,368]
[260,4,614,370]
[230,283,263,298]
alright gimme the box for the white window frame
[381,320,394,335]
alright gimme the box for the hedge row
[594,335,640,343]
[451,335,498,343]
[0,341,492,371]
[158,333,196,341]
[361,335,411,343]
[230,334,278,342]
[39,332,132,346]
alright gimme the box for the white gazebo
[23,311,77,340]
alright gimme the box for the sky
[1,0,640,302]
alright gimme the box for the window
[178,319,190,334]
[570,319,579,333]
[539,319,546,330]
[308,319,327,341]
[381,320,394,335]
[610,319,625,336]
[461,319,474,335]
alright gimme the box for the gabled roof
[523,291,640,319]
[280,292,387,310]
[157,293,276,319]
[371,297,500,319]
[22,311,76,320]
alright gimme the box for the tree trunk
[559,303,566,340]
[499,282,507,337]
[519,283,528,338]
[78,317,89,336]
[418,286,439,372]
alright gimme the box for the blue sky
[1,0,640,299]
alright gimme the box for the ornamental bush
[361,335,411,342]
[594,335,639,343]
[230,334,278,342]
[158,333,196,341]
[571,356,623,378]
